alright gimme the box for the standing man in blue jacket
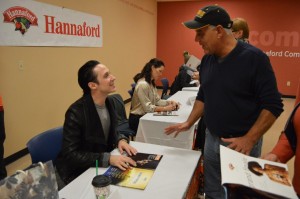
[165,5,283,199]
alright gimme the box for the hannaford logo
[3,6,38,35]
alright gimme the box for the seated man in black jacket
[56,60,137,187]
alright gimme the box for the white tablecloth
[59,141,201,199]
[182,86,199,92]
[135,91,198,149]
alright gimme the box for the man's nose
[195,35,202,45]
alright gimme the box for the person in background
[0,96,7,180]
[192,60,201,81]
[56,60,137,187]
[165,5,283,199]
[169,51,199,95]
[191,70,200,82]
[192,61,205,153]
[129,58,180,132]
[232,17,250,43]
[183,50,190,63]
[262,97,300,196]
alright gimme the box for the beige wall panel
[0,0,157,157]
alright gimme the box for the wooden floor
[6,97,296,178]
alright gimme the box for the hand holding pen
[167,100,181,111]
[175,102,181,110]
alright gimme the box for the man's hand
[261,153,280,162]
[192,71,199,80]
[109,155,137,171]
[222,135,256,155]
[164,122,191,138]
[118,139,137,156]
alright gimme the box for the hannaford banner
[0,0,102,47]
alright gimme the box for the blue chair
[128,83,136,98]
[161,78,170,99]
[128,89,134,98]
[26,126,63,165]
[109,94,136,140]
[131,83,136,88]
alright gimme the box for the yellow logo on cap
[196,10,206,18]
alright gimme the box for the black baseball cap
[183,5,233,30]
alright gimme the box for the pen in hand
[175,102,181,110]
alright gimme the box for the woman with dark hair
[129,58,180,132]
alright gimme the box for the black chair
[109,94,136,140]
[160,78,170,99]
[128,83,136,98]
[26,126,63,165]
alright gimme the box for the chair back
[161,78,170,99]
[26,126,63,164]
[128,83,136,98]
[108,94,136,138]
[128,89,134,98]
[131,83,136,88]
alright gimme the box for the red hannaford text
[44,15,100,37]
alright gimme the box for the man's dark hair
[133,58,165,86]
[78,60,100,95]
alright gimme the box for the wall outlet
[287,81,291,87]
[18,60,24,70]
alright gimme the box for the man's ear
[237,30,243,38]
[216,25,224,38]
[88,82,97,90]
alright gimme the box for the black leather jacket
[169,65,197,95]
[56,94,128,184]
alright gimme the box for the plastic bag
[0,160,58,199]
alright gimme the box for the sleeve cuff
[101,152,110,167]
[117,135,129,144]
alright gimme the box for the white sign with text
[0,0,102,47]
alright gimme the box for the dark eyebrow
[196,29,204,34]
